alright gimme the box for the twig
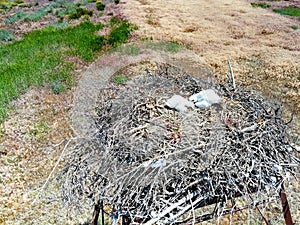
[32,136,77,205]
[227,60,236,90]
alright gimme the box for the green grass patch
[108,19,138,47]
[273,6,300,18]
[0,21,105,121]
[113,74,129,85]
[251,2,270,9]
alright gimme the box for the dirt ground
[1,0,300,224]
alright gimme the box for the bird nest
[58,63,299,224]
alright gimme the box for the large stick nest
[58,63,299,223]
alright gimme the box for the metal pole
[279,186,294,225]
[92,201,101,225]
[101,200,105,225]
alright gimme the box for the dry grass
[121,0,300,114]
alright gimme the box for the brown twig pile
[58,63,299,224]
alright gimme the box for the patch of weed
[165,41,181,53]
[13,0,23,4]
[4,11,26,23]
[23,5,54,21]
[29,118,49,140]
[98,11,104,17]
[110,16,121,26]
[18,3,32,8]
[113,74,129,85]
[116,44,139,55]
[251,2,270,9]
[123,44,139,55]
[151,41,182,53]
[96,2,105,11]
[108,20,137,47]
[0,0,13,9]
[146,14,159,26]
[4,2,64,23]
[0,21,105,121]
[51,81,66,94]
[47,21,69,30]
[0,29,14,41]
[54,2,78,18]
[273,6,300,18]
[23,11,46,21]
[68,7,93,20]
[291,25,298,30]
[0,123,4,138]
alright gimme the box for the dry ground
[122,0,300,112]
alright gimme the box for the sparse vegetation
[149,41,182,53]
[29,118,49,140]
[47,21,69,30]
[4,1,96,23]
[123,44,139,55]
[4,11,26,24]
[251,2,270,9]
[23,8,49,21]
[53,1,78,18]
[273,6,300,18]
